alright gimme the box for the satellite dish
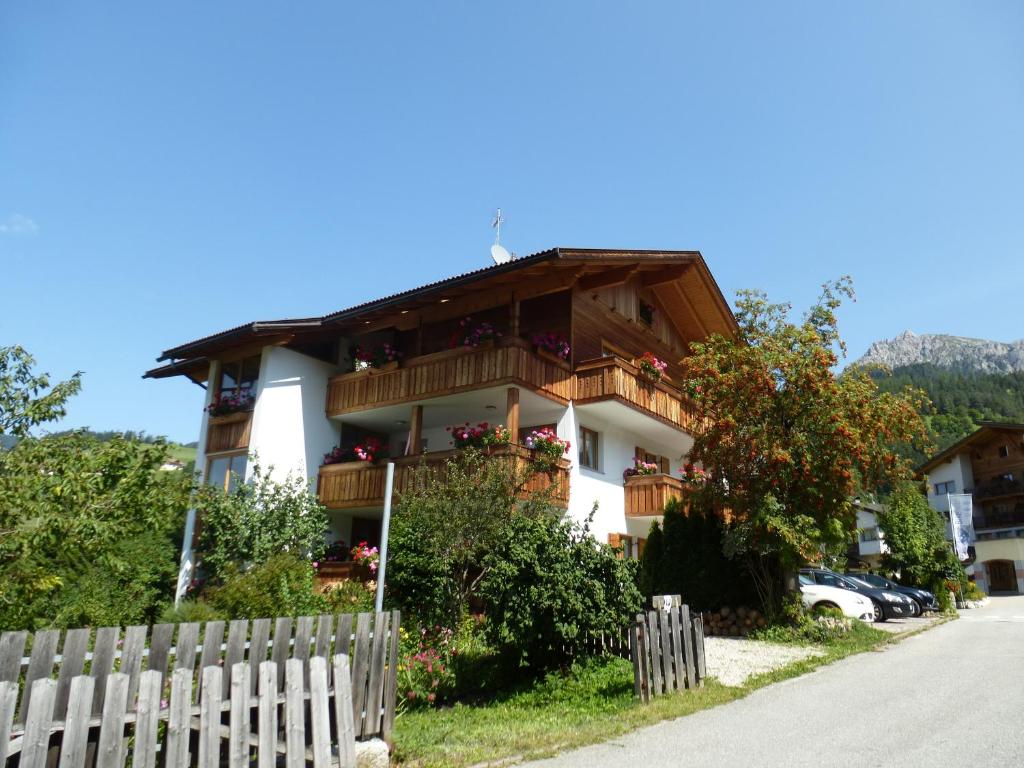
[491,244,512,264]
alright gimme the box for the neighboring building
[920,422,1024,594]
[850,500,889,569]
[145,248,737,598]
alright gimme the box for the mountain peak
[854,332,1024,375]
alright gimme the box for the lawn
[391,618,946,767]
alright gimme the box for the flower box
[535,347,565,365]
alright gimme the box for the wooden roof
[145,248,737,378]
[918,422,1024,474]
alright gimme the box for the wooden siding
[206,411,253,453]
[572,292,688,381]
[317,444,571,509]
[326,337,572,416]
[624,474,686,517]
[574,356,698,432]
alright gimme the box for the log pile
[700,606,767,637]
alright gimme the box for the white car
[798,574,875,621]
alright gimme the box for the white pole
[374,461,395,614]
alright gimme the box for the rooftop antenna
[490,208,512,264]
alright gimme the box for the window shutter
[659,456,670,474]
[637,537,646,557]
[608,533,621,549]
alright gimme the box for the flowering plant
[350,541,380,574]
[531,331,571,361]
[623,458,660,480]
[322,436,387,465]
[679,463,708,485]
[525,427,570,471]
[206,389,255,416]
[637,351,668,381]
[460,316,501,347]
[447,422,511,449]
[397,626,457,711]
[352,343,401,371]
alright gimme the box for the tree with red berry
[680,277,931,610]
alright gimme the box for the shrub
[195,462,329,582]
[478,511,642,670]
[160,599,226,624]
[639,499,758,611]
[321,579,376,615]
[205,553,325,619]
[386,449,558,627]
[963,580,986,601]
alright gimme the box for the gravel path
[704,636,823,686]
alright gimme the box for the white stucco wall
[247,346,340,485]
[926,454,974,510]
[564,405,690,545]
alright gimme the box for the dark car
[799,567,915,622]
[845,572,939,615]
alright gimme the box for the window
[206,453,247,492]
[998,445,1009,458]
[219,354,261,397]
[859,527,880,542]
[579,427,599,470]
[934,480,956,495]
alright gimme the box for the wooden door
[987,560,1018,593]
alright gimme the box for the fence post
[680,604,696,689]
[692,613,707,686]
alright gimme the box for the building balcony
[974,477,1024,501]
[574,356,698,433]
[624,473,686,517]
[317,444,570,510]
[326,337,573,417]
[206,410,253,453]
[973,507,1024,531]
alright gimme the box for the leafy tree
[195,462,329,583]
[479,511,642,669]
[0,345,82,438]
[386,449,560,627]
[681,278,930,610]
[0,432,190,629]
[878,483,962,590]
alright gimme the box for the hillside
[870,363,1024,457]
[855,330,1024,374]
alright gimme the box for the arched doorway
[985,560,1018,593]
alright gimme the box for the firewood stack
[700,605,767,637]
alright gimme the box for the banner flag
[947,493,974,561]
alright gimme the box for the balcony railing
[326,337,573,417]
[574,356,699,432]
[974,477,1024,501]
[317,444,570,509]
[973,508,1024,530]
[206,411,253,453]
[624,473,686,517]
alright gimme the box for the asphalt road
[525,596,1024,768]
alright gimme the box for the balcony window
[579,426,600,471]
[934,480,956,495]
[219,354,261,398]
[207,452,247,492]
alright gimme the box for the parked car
[799,567,915,622]
[845,572,939,615]
[798,574,875,621]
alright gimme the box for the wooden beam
[577,266,639,292]
[406,405,423,456]
[506,388,520,441]
[641,265,691,288]
[510,298,520,337]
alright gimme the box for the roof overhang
[146,247,738,380]
[917,421,1024,475]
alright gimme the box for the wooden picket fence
[0,610,400,765]
[1,655,361,768]
[629,596,706,703]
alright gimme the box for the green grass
[164,443,196,465]
[391,617,952,767]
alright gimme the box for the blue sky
[2,2,1022,443]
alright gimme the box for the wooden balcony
[624,473,687,517]
[574,356,699,432]
[326,337,573,417]
[206,411,253,453]
[317,444,570,509]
